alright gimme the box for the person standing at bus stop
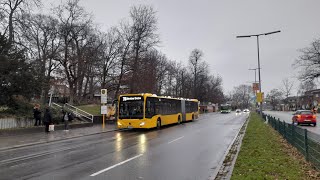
[33,104,41,126]
[43,107,53,133]
[62,110,69,131]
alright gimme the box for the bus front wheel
[157,118,161,130]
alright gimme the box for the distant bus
[117,93,199,129]
[220,104,231,113]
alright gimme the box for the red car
[292,110,317,126]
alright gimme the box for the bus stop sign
[101,89,107,104]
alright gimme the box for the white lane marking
[168,136,184,144]
[90,154,143,177]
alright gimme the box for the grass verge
[77,104,100,115]
[231,112,319,179]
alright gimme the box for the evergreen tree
[0,33,40,112]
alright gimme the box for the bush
[4,95,33,118]
[50,107,63,125]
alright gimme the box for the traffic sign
[101,89,107,104]
[101,105,108,115]
[252,83,259,91]
[256,92,264,103]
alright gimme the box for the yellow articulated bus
[117,93,199,129]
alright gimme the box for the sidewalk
[0,124,117,150]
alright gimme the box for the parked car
[236,109,241,113]
[243,109,250,113]
[292,110,316,126]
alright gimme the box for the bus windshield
[221,105,230,110]
[119,96,144,119]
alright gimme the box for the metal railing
[262,113,320,169]
[51,102,94,123]
[51,102,62,109]
[65,103,94,123]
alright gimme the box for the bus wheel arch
[178,115,181,124]
[192,114,195,121]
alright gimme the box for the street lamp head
[236,35,252,38]
[248,68,261,70]
[264,30,281,36]
[237,30,281,38]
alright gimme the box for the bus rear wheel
[157,118,161,130]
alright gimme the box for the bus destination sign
[122,96,142,101]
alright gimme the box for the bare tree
[232,84,253,109]
[155,52,170,94]
[297,80,316,96]
[114,21,134,99]
[128,5,160,93]
[189,48,204,98]
[266,89,283,110]
[98,28,122,90]
[205,75,224,104]
[19,13,61,104]
[54,0,93,104]
[0,0,230,110]
[281,78,294,99]
[294,38,320,81]
[0,0,41,44]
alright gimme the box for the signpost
[256,92,264,103]
[101,89,107,128]
[252,83,259,92]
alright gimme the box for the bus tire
[191,114,195,121]
[157,118,161,130]
[177,115,181,124]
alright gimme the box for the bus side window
[155,99,162,115]
[146,98,156,118]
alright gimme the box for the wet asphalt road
[264,111,320,135]
[0,112,247,180]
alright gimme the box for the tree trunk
[130,41,141,93]
[115,57,125,100]
[8,12,14,44]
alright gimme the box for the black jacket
[43,109,53,123]
[33,108,41,119]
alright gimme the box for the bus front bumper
[117,120,154,129]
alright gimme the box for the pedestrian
[62,110,69,131]
[33,104,41,126]
[43,106,53,133]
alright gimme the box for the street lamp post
[249,68,259,83]
[237,30,281,115]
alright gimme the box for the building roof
[305,89,320,94]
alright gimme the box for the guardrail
[262,113,320,169]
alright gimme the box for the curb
[210,114,249,180]
[0,128,119,151]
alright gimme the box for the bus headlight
[117,122,122,126]
[140,122,145,126]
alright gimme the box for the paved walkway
[0,124,117,150]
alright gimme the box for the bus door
[181,100,186,122]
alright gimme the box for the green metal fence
[262,113,320,169]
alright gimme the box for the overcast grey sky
[45,0,320,95]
